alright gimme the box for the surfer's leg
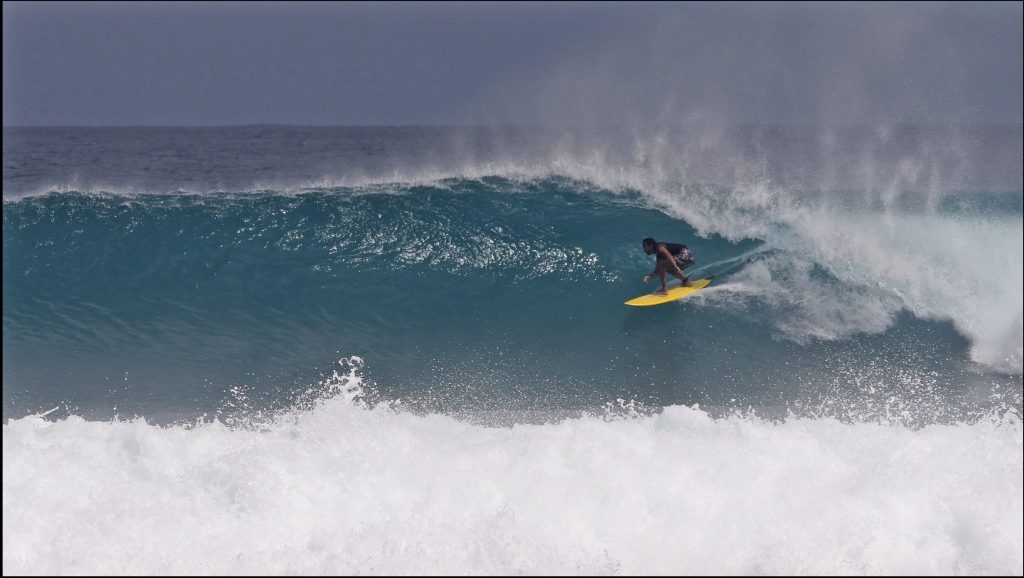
[655,261,669,293]
[671,258,691,286]
[673,251,693,285]
[671,270,688,289]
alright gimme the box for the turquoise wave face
[3,179,1021,423]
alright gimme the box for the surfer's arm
[643,264,660,282]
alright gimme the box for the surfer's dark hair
[642,237,656,247]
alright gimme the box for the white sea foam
[507,128,1024,374]
[546,140,1023,373]
[680,198,1024,373]
[3,364,1021,575]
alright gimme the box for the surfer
[641,237,694,294]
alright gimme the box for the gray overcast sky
[3,1,1022,126]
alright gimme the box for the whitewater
[4,368,1020,575]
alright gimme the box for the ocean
[3,125,1022,574]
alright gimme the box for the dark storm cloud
[3,1,1021,126]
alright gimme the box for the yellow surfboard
[624,278,712,306]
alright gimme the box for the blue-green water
[3,125,1021,424]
